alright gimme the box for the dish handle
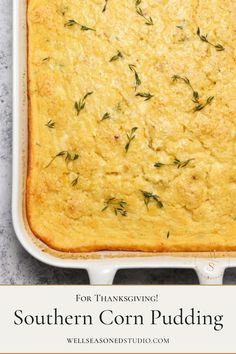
[88,265,117,285]
[195,258,227,285]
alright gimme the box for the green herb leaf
[173,158,195,168]
[154,162,165,168]
[125,127,138,153]
[215,44,225,52]
[64,20,95,31]
[64,19,78,27]
[71,175,79,186]
[75,92,93,116]
[197,27,224,51]
[102,0,109,12]
[154,159,194,169]
[135,92,154,101]
[102,198,127,216]
[80,25,96,31]
[45,151,79,168]
[193,91,199,103]
[167,231,170,238]
[129,64,141,90]
[172,75,200,103]
[101,112,111,121]
[141,190,164,209]
[45,120,55,129]
[193,96,214,112]
[172,75,215,111]
[135,0,153,25]
[110,51,123,62]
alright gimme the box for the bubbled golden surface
[27,0,236,252]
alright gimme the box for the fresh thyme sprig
[101,112,111,121]
[173,158,195,168]
[45,120,55,129]
[102,198,127,216]
[172,75,199,103]
[102,0,109,13]
[141,191,163,209]
[129,64,141,90]
[71,174,79,186]
[135,0,153,25]
[135,92,154,101]
[45,151,79,168]
[110,51,123,62]
[193,96,214,112]
[64,20,96,31]
[172,75,214,111]
[75,92,93,116]
[125,127,138,153]
[154,158,195,169]
[197,28,224,51]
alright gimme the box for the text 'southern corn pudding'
[27,0,236,252]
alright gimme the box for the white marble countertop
[0,0,235,284]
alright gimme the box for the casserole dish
[12,0,236,284]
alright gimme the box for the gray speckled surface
[0,1,235,285]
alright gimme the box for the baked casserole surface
[27,0,236,252]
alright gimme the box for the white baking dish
[12,0,236,285]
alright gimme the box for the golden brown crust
[26,0,236,253]
[26,0,34,249]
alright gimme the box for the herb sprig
[135,0,153,25]
[110,51,123,62]
[64,20,96,31]
[141,191,163,209]
[129,64,141,90]
[197,27,224,51]
[154,158,195,169]
[125,127,138,153]
[172,75,199,103]
[173,158,195,168]
[135,92,154,101]
[172,75,214,112]
[102,198,127,216]
[101,112,111,121]
[46,151,79,168]
[193,96,214,112]
[75,92,93,116]
[45,120,55,129]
